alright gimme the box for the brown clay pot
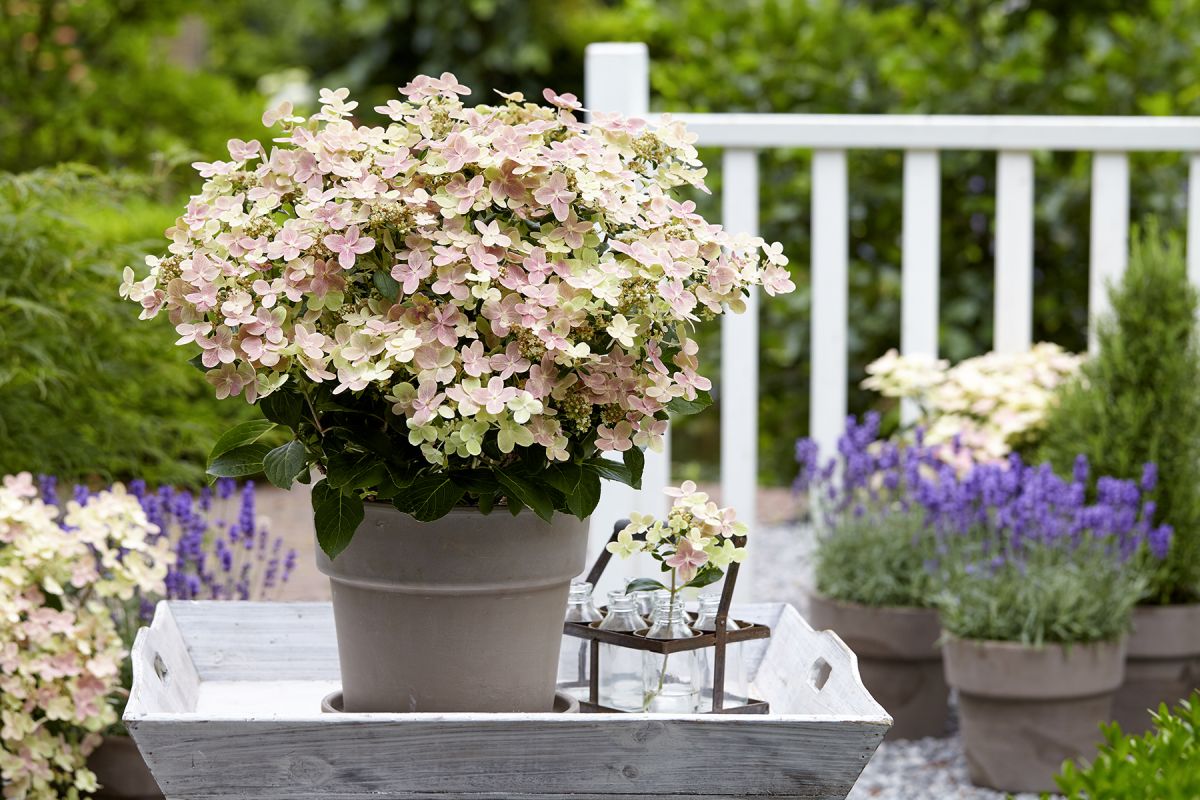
[316,504,589,713]
[87,735,163,800]
[1113,602,1200,734]
[806,594,948,740]
[943,635,1126,794]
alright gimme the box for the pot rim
[942,632,1127,700]
[808,591,938,617]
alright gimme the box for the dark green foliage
[1056,692,1200,800]
[207,380,673,555]
[814,508,938,608]
[0,168,252,485]
[1039,224,1200,603]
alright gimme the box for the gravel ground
[255,488,1059,799]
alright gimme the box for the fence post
[721,149,760,600]
[583,43,665,596]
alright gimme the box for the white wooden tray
[125,601,890,799]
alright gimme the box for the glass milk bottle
[694,593,749,708]
[558,581,602,701]
[597,590,644,711]
[641,598,703,713]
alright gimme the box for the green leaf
[259,390,303,429]
[497,471,555,522]
[262,439,307,490]
[477,492,495,515]
[312,481,364,560]
[684,563,725,590]
[326,451,388,491]
[394,475,465,521]
[544,463,601,519]
[622,447,645,490]
[584,457,635,487]
[625,577,668,593]
[666,390,713,416]
[209,420,277,462]
[373,270,400,301]
[207,443,270,478]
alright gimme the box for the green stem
[645,570,679,710]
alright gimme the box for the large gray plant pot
[943,635,1126,794]
[807,594,948,740]
[88,735,164,800]
[315,504,589,713]
[1113,602,1200,734]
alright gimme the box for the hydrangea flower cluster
[862,343,1082,470]
[608,482,748,591]
[0,474,168,800]
[121,74,793,546]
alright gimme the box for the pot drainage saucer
[320,690,580,714]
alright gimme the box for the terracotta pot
[806,594,947,740]
[1113,602,1200,734]
[943,635,1126,794]
[87,735,163,800]
[316,504,589,713]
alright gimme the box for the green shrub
[814,507,937,608]
[1039,224,1200,604]
[1055,692,1200,800]
[0,167,251,485]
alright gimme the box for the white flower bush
[863,343,1082,469]
[121,74,793,554]
[0,474,168,800]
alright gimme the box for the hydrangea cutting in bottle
[120,73,794,556]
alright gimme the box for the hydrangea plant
[120,75,793,557]
[862,343,1081,471]
[0,473,168,800]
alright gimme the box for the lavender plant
[795,416,1171,642]
[794,413,943,608]
[924,456,1168,645]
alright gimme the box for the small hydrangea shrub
[1056,691,1200,800]
[121,75,794,557]
[0,474,168,800]
[862,342,1081,472]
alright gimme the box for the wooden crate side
[128,715,885,800]
[754,605,890,720]
[126,601,202,716]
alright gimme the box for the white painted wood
[721,148,760,600]
[673,113,1200,151]
[1188,155,1200,289]
[994,151,1035,354]
[810,150,849,462]
[1088,153,1130,352]
[126,602,889,800]
[900,150,941,424]
[583,42,665,599]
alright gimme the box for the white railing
[582,42,1200,599]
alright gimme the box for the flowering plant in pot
[929,455,1169,794]
[120,74,792,712]
[1039,224,1200,733]
[794,413,949,739]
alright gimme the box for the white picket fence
[582,42,1200,599]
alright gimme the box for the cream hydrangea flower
[0,475,167,800]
